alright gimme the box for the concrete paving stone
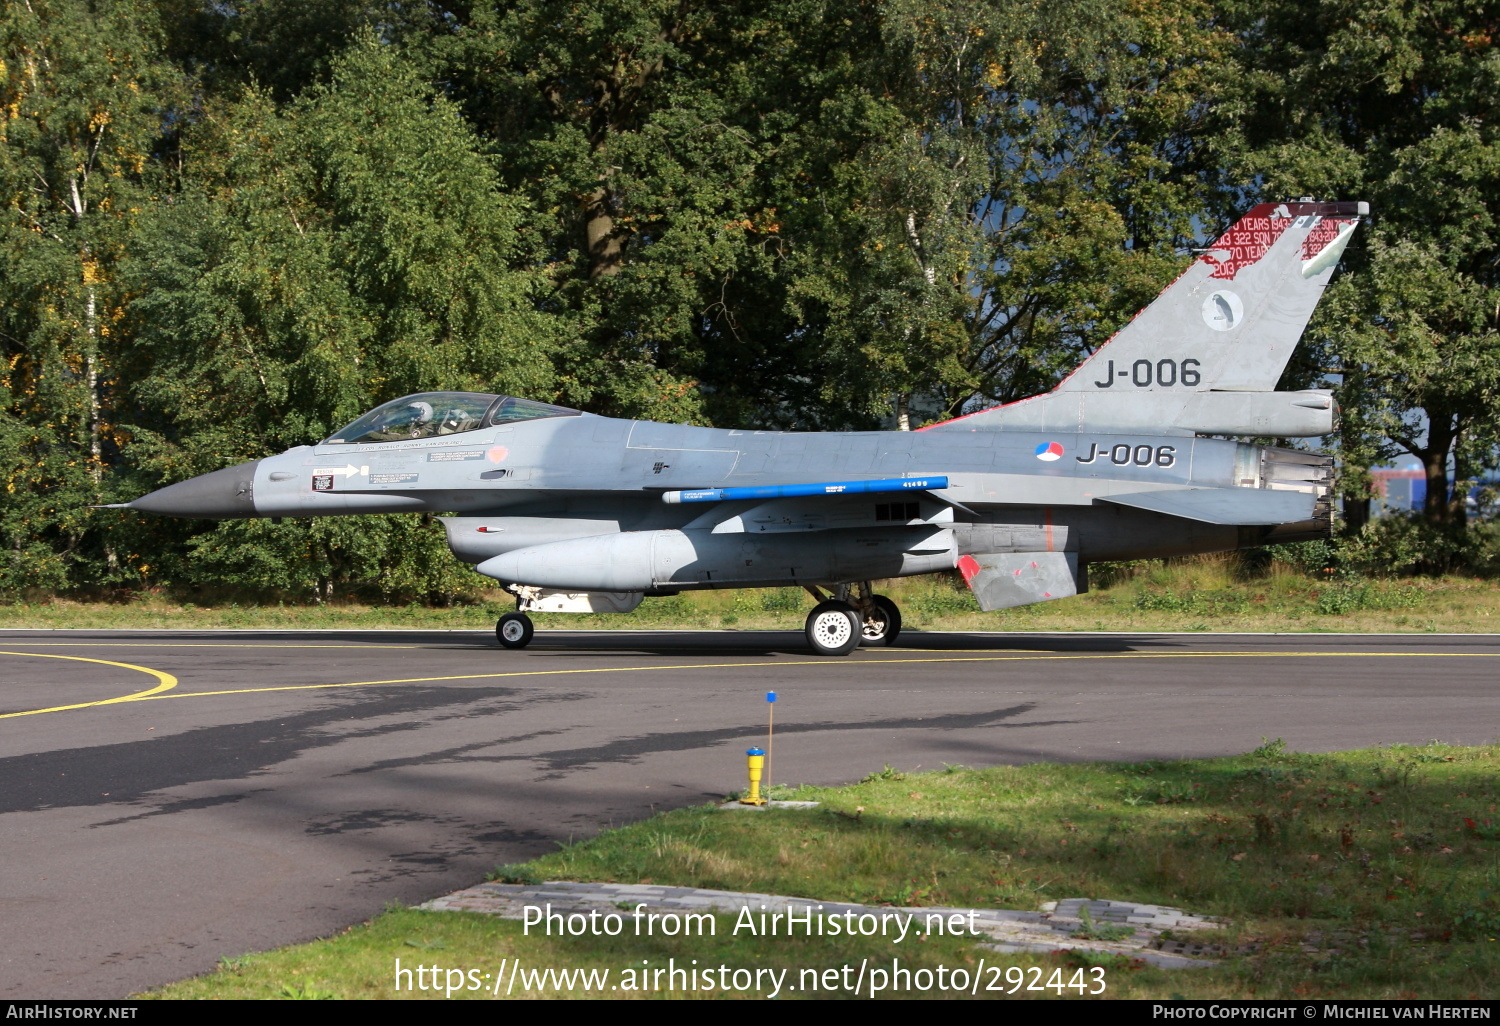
[980,941,1216,970]
[982,941,1069,956]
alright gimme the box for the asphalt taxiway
[1,628,1496,997]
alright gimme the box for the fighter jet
[120,200,1365,655]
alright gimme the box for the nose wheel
[496,611,534,649]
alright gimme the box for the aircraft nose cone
[128,460,262,518]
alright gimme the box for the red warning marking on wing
[957,555,981,584]
[1301,218,1355,260]
[1199,212,1295,280]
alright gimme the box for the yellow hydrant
[741,747,768,806]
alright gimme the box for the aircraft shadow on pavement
[1,684,1076,820]
[1,686,1087,896]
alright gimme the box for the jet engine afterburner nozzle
[127,460,262,519]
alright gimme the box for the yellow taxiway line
[0,642,421,649]
[0,650,178,719]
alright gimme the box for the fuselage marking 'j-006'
[1074,443,1176,467]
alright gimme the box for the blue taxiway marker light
[767,691,776,703]
[661,476,949,504]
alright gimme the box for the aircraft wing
[1099,487,1316,525]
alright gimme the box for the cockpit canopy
[324,392,581,444]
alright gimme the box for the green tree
[118,36,556,599]
[417,0,1232,430]
[721,0,1232,428]
[421,0,788,422]
[155,0,384,102]
[0,0,179,591]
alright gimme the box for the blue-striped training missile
[661,476,949,504]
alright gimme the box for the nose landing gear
[496,611,534,648]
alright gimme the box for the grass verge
[146,743,1500,999]
[10,559,1500,633]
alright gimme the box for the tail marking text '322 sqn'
[120,201,1365,654]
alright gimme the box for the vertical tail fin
[1056,200,1366,394]
[922,200,1366,436]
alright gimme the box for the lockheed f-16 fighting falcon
[118,201,1366,655]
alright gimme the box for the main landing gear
[802,583,902,656]
[493,582,903,656]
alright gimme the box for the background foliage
[2,0,1497,600]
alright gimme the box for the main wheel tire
[496,611,534,649]
[805,600,861,656]
[859,594,902,646]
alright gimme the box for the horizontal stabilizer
[1100,487,1315,525]
[957,551,1081,612]
[662,476,947,504]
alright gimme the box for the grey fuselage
[195,412,1325,592]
